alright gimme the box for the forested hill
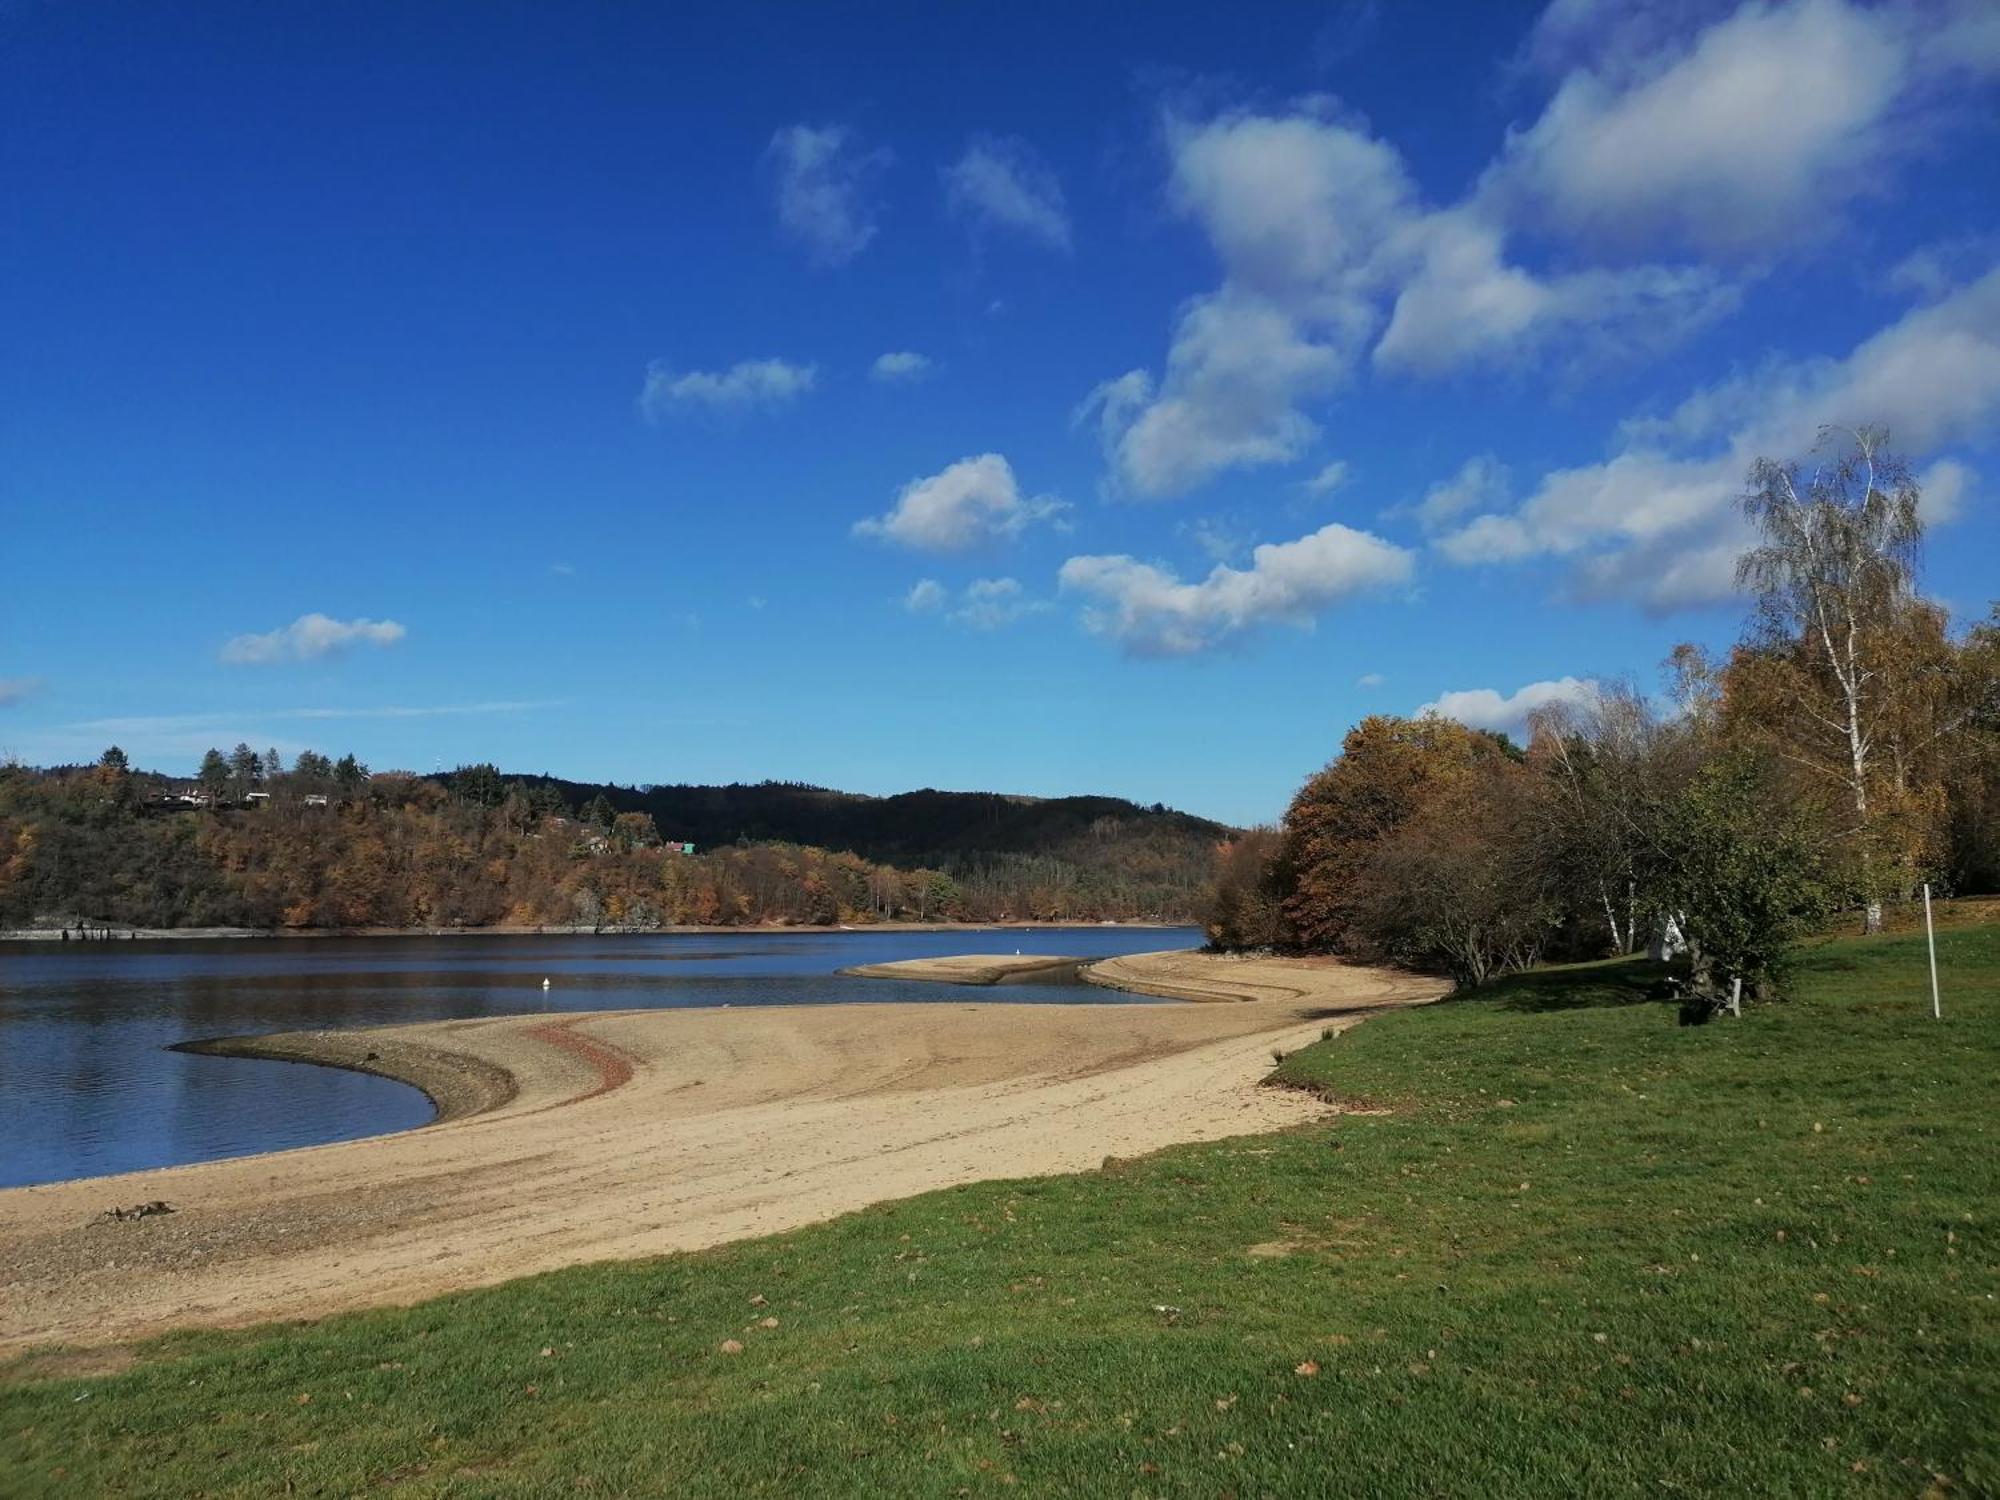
[442,770,1234,922]
[473,773,1231,870]
[0,757,1232,931]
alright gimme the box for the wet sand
[0,950,1443,1354]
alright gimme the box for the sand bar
[834,953,1087,984]
[0,950,1443,1354]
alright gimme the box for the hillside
[452,771,1235,919]
[0,757,1232,930]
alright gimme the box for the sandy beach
[0,950,1443,1354]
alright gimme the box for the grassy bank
[5,929,1994,1497]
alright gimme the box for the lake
[0,925,1197,1188]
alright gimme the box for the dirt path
[0,951,1443,1353]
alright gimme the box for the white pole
[1924,883,1941,1020]
[1730,975,1742,1019]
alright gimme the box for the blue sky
[3,0,1996,826]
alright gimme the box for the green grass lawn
[5,926,1995,1498]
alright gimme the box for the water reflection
[0,926,1193,1187]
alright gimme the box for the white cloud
[871,351,936,384]
[1494,0,1998,258]
[1373,209,1734,375]
[1414,454,1510,533]
[854,454,1068,552]
[1083,3,1997,499]
[1088,102,1736,495]
[0,676,41,706]
[220,614,407,666]
[1916,458,1974,525]
[943,137,1071,251]
[1419,676,1600,739]
[1356,671,1386,688]
[1434,265,2000,609]
[902,577,1045,628]
[1888,233,2000,302]
[950,577,1045,630]
[638,357,816,418]
[765,124,888,267]
[1059,521,1413,656]
[1180,514,1250,564]
[1303,460,1352,497]
[1081,288,1346,497]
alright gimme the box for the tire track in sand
[520,1017,638,1105]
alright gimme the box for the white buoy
[542,978,551,990]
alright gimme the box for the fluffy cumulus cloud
[1494,0,2000,258]
[638,357,817,418]
[943,137,1071,251]
[1418,676,1600,739]
[765,124,889,267]
[854,454,1067,552]
[1088,101,1730,496]
[1087,1,1996,498]
[1059,521,1412,656]
[1078,288,1346,497]
[1435,265,2000,609]
[871,350,935,384]
[221,614,407,666]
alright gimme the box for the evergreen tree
[197,748,230,807]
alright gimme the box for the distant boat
[542,978,551,990]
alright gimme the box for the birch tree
[1736,427,1922,933]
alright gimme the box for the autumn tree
[1278,714,1516,952]
[1205,828,1289,950]
[1344,758,1558,986]
[1735,427,1935,931]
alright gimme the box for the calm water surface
[0,926,1195,1188]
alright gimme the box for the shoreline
[171,1030,517,1125]
[0,919,1195,944]
[0,950,1445,1353]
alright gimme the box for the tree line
[1207,430,2000,1011]
[0,753,1210,930]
